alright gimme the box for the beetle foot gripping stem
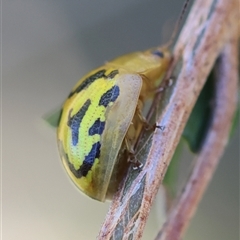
[145,122,165,131]
[155,124,165,131]
[156,76,175,93]
[128,155,143,170]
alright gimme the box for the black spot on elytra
[68,70,106,98]
[79,141,101,177]
[66,142,101,178]
[88,118,105,136]
[99,85,120,107]
[67,99,91,146]
[106,69,119,79]
[68,69,119,98]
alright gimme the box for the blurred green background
[2,0,239,239]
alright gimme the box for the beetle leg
[136,101,148,124]
[129,158,143,170]
[124,137,143,169]
[136,101,157,131]
[124,137,135,155]
[155,76,175,93]
[137,100,166,132]
[155,125,165,131]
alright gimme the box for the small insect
[57,2,189,202]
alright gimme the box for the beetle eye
[152,50,164,58]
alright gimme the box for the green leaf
[230,90,240,137]
[182,72,215,153]
[43,107,62,128]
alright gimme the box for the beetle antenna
[164,0,190,49]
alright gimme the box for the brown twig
[98,0,238,239]
[155,18,239,240]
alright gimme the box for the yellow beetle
[57,47,171,201]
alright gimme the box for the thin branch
[155,19,239,240]
[98,0,238,239]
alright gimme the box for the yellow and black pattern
[57,46,172,201]
[58,67,124,198]
[66,83,120,177]
[68,69,119,98]
[67,99,91,146]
